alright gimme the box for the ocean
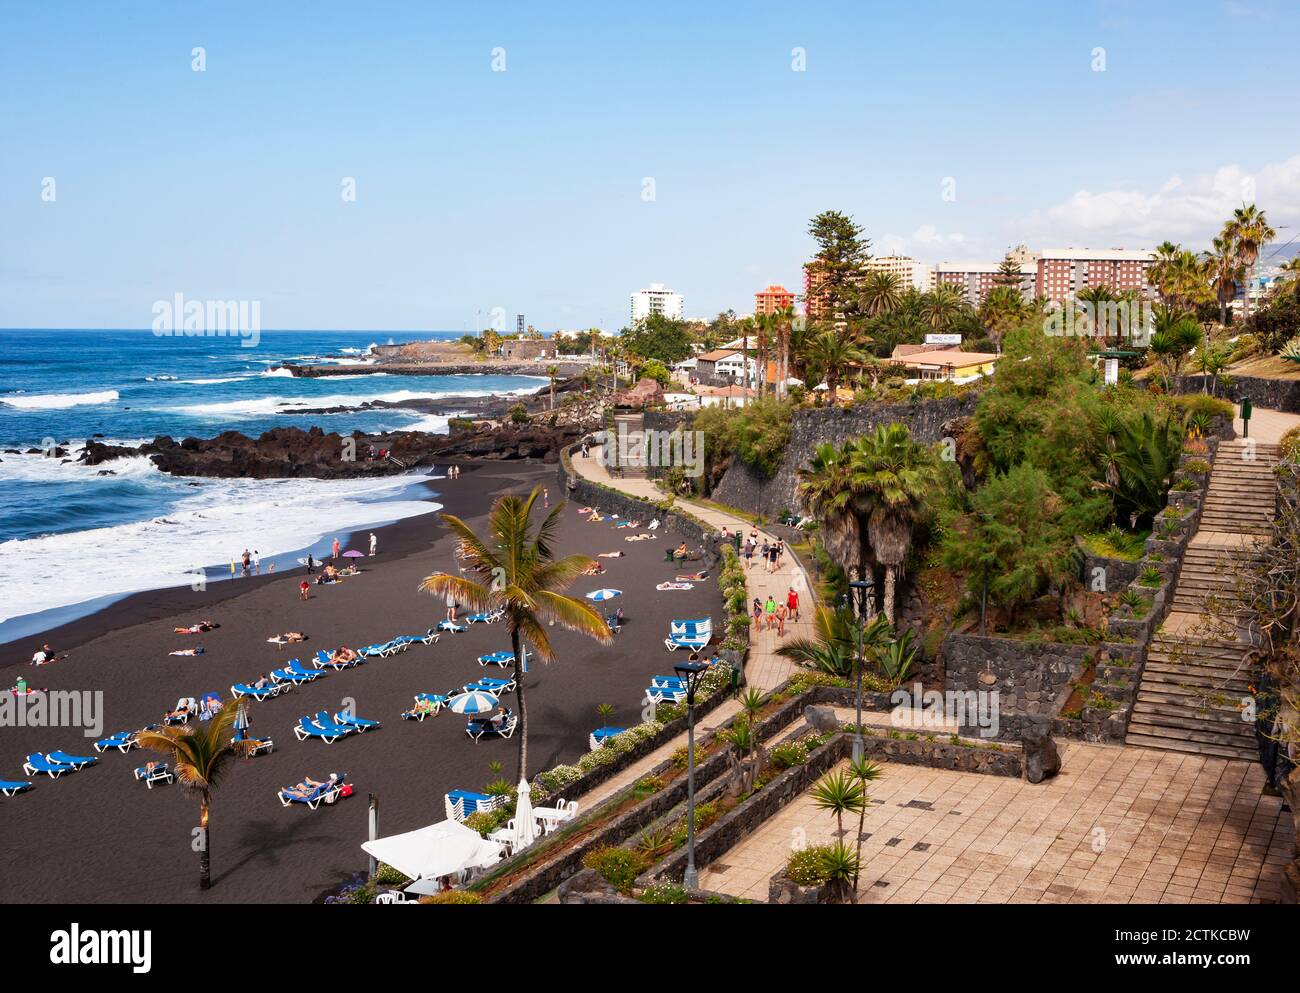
[0,329,546,641]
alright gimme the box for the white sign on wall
[925,333,962,346]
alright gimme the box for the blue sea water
[0,329,546,640]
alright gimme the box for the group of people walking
[753,587,800,638]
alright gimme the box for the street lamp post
[674,660,709,890]
[847,578,875,764]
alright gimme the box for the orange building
[754,283,795,316]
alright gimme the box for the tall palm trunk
[198,793,211,890]
[512,629,528,780]
[883,565,898,627]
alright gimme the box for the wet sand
[0,462,721,903]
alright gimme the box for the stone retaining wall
[1175,375,1300,414]
[710,393,979,519]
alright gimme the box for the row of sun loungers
[294,710,380,744]
[23,751,98,777]
[230,631,441,703]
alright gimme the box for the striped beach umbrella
[585,588,622,602]
[449,690,499,715]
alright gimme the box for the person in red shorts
[786,587,799,622]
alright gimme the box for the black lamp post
[847,578,875,763]
[673,660,709,890]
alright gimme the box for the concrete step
[1131,701,1255,732]
[1125,729,1258,761]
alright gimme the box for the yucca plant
[816,841,863,904]
[809,769,866,838]
[137,702,255,890]
[596,703,616,726]
[875,628,918,688]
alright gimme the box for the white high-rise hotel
[630,283,684,323]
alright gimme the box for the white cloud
[1020,155,1300,249]
[877,224,971,257]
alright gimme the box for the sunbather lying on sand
[597,551,625,558]
[676,572,708,581]
[168,647,205,656]
[174,620,218,634]
[267,632,309,645]
[582,562,606,575]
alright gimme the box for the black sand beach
[0,462,721,904]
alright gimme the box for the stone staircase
[611,412,649,478]
[1127,439,1279,761]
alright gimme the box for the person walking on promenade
[787,586,800,622]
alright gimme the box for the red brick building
[1036,248,1155,303]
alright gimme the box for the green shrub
[769,741,809,770]
[1183,458,1211,474]
[374,863,411,886]
[785,845,833,886]
[639,883,689,904]
[582,846,648,893]
[419,890,483,904]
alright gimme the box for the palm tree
[137,703,254,890]
[803,328,864,403]
[545,364,559,410]
[847,756,883,892]
[1204,234,1243,327]
[921,284,966,330]
[978,285,1027,351]
[753,310,778,398]
[1076,285,1117,347]
[846,424,941,626]
[1148,241,1181,302]
[419,486,613,779]
[860,271,903,317]
[775,304,796,399]
[797,442,864,583]
[1225,204,1277,321]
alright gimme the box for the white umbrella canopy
[449,690,499,714]
[361,819,502,882]
[511,778,540,852]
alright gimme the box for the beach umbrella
[233,704,250,732]
[511,778,540,852]
[342,550,366,558]
[449,690,499,715]
[363,819,502,884]
[585,588,622,602]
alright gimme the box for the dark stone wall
[942,633,1091,715]
[710,393,979,518]
[1175,375,1300,415]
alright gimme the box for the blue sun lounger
[665,617,713,651]
[473,676,516,695]
[332,711,380,733]
[650,676,687,689]
[477,651,516,668]
[644,685,687,705]
[294,716,351,744]
[134,763,173,788]
[0,780,33,797]
[233,728,274,756]
[22,754,71,778]
[466,709,518,742]
[466,608,504,625]
[93,730,138,753]
[589,726,626,751]
[444,789,501,822]
[287,659,324,682]
[278,773,347,810]
[47,751,98,770]
[232,681,280,701]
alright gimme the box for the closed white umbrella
[511,778,540,852]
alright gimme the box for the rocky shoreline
[284,360,590,378]
[68,422,584,479]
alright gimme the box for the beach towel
[676,572,708,582]
[597,552,625,558]
[656,582,694,591]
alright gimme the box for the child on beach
[299,581,311,601]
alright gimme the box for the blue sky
[1,0,1297,331]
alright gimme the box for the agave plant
[875,628,918,688]
[815,841,863,904]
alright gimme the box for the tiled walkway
[699,742,1291,903]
